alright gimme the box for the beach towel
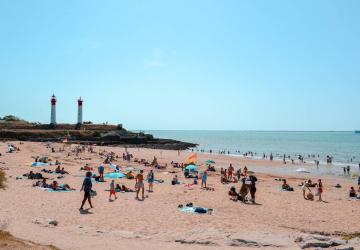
[296,168,310,173]
[31,162,49,167]
[38,187,75,192]
[105,172,126,179]
[179,206,212,214]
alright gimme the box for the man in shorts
[135,170,145,200]
[98,165,104,180]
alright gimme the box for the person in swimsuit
[80,171,93,210]
[317,179,323,201]
[147,170,154,192]
[98,165,104,180]
[201,171,208,188]
[109,180,117,201]
[135,170,145,200]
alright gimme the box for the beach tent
[185,164,198,172]
[31,162,49,167]
[105,172,126,179]
[205,160,215,164]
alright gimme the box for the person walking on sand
[135,170,145,200]
[80,171,93,210]
[109,180,117,201]
[201,171,208,188]
[317,179,323,201]
[147,169,154,192]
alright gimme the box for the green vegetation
[1,115,23,122]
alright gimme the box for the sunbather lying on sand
[33,178,49,188]
[115,184,134,192]
[80,164,93,171]
[55,166,69,174]
[126,171,134,179]
[49,181,74,191]
[23,171,44,180]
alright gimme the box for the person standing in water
[80,171,93,210]
[135,170,145,200]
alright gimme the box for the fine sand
[0,141,359,250]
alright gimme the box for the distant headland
[0,115,196,150]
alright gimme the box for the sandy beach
[0,141,359,250]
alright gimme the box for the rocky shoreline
[0,120,197,150]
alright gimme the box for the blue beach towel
[31,162,49,167]
[105,172,126,179]
[38,187,75,192]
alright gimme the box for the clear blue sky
[0,0,359,131]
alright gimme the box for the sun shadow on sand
[79,208,93,214]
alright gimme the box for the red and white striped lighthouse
[77,97,83,124]
[50,94,57,124]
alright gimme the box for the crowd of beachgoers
[0,141,360,249]
[196,147,359,168]
[4,142,360,211]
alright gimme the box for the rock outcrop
[0,120,197,150]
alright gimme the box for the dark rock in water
[0,120,197,150]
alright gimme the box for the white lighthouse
[50,94,57,125]
[77,97,83,125]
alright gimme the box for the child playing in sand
[109,180,117,201]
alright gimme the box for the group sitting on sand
[228,172,258,204]
[33,179,74,191]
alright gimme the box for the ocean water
[145,130,360,166]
